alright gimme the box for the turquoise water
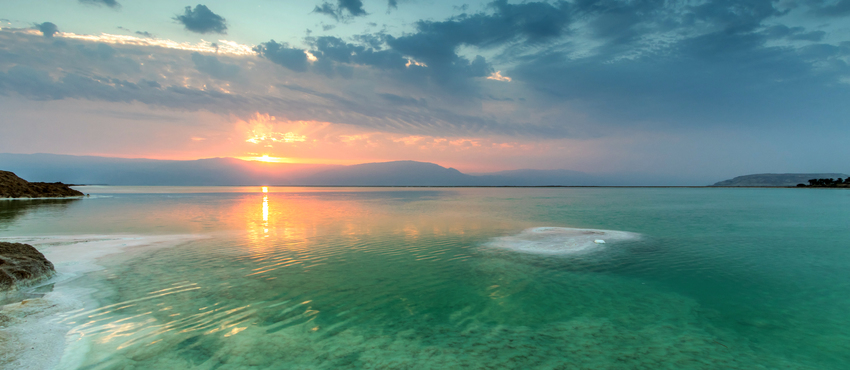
[2,187,849,369]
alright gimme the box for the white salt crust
[485,227,640,255]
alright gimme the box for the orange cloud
[13,29,257,56]
[486,71,512,82]
[237,113,323,147]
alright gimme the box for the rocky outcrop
[0,170,84,198]
[0,242,55,291]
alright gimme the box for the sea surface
[1,187,849,369]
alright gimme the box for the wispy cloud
[8,28,255,55]
[79,0,120,8]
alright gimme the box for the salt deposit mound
[485,227,639,255]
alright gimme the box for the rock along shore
[0,242,55,293]
[0,170,84,198]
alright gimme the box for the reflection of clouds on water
[485,227,640,255]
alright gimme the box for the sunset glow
[1,0,847,182]
[240,155,292,163]
[8,29,256,56]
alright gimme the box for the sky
[1,0,849,182]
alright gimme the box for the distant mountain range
[0,153,615,186]
[711,173,849,187]
[4,153,838,187]
[0,153,661,186]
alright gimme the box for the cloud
[812,0,850,17]
[36,22,59,38]
[117,26,154,38]
[4,0,850,144]
[507,0,850,129]
[486,71,510,82]
[0,65,250,112]
[0,30,509,138]
[253,41,309,72]
[78,43,117,60]
[377,93,426,106]
[384,0,571,82]
[79,0,120,8]
[388,0,398,11]
[339,0,366,16]
[763,25,825,42]
[313,0,367,21]
[174,4,227,34]
[313,36,407,70]
[191,52,240,80]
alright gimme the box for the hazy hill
[474,169,599,186]
[712,173,849,187]
[0,153,337,185]
[1,153,694,186]
[304,161,478,186]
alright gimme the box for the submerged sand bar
[485,227,640,255]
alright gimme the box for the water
[1,187,849,369]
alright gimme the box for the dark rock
[0,242,55,291]
[0,170,84,198]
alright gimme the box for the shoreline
[74,185,823,188]
[0,234,206,370]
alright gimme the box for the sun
[237,154,291,163]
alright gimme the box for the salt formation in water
[486,227,638,254]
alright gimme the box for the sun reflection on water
[262,194,269,236]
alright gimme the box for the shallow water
[1,187,849,369]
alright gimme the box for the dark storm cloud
[79,0,120,8]
[388,0,398,10]
[174,5,227,34]
[253,40,309,72]
[191,52,240,80]
[36,22,59,38]
[313,0,367,21]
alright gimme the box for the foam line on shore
[484,227,640,255]
[0,234,205,370]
